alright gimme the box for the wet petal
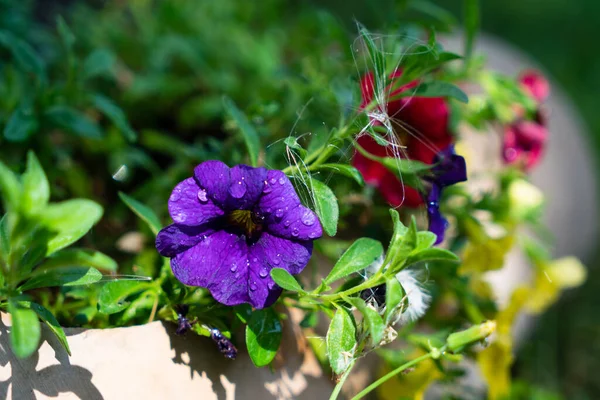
[226,165,267,210]
[156,223,216,257]
[168,177,224,226]
[171,230,251,306]
[194,160,231,209]
[248,232,313,308]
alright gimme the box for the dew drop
[269,178,277,185]
[170,191,181,202]
[263,181,272,193]
[273,257,281,265]
[301,211,316,226]
[250,282,257,291]
[230,264,238,272]
[291,227,299,237]
[278,177,285,185]
[197,189,208,203]
[259,268,268,278]
[283,220,291,227]
[275,209,284,218]
[309,231,317,239]
[268,281,275,290]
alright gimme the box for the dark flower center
[227,209,263,237]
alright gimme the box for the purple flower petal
[171,230,251,306]
[432,147,467,187]
[168,178,224,226]
[156,224,216,257]
[226,165,267,210]
[194,160,231,209]
[427,184,448,244]
[248,232,313,308]
[257,170,322,241]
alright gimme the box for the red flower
[502,70,550,171]
[353,71,454,207]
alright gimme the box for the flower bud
[446,320,496,353]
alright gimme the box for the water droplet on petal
[273,257,281,265]
[278,177,285,185]
[250,282,257,291]
[275,209,284,218]
[309,231,317,239]
[197,189,208,203]
[301,210,316,226]
[269,178,277,185]
[230,264,238,272]
[283,220,291,227]
[259,268,268,278]
[170,191,181,202]
[291,227,299,237]
[268,281,275,290]
[263,180,272,193]
[252,258,258,263]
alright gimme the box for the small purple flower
[156,161,322,309]
[425,147,467,244]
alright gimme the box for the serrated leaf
[21,151,49,215]
[223,97,260,167]
[348,297,385,345]
[324,237,383,284]
[40,199,103,256]
[38,248,117,272]
[82,48,116,80]
[98,280,150,314]
[91,94,137,142]
[45,106,103,139]
[326,307,356,374]
[0,160,22,212]
[8,299,41,359]
[413,81,469,103]
[20,267,102,291]
[317,164,365,186]
[246,308,282,367]
[4,105,38,142]
[29,301,71,355]
[270,268,303,292]
[406,248,460,266]
[118,192,161,235]
[310,178,339,236]
[384,276,405,325]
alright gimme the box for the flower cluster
[502,70,550,171]
[156,161,322,309]
[353,70,466,243]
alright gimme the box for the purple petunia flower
[425,146,467,244]
[156,161,322,309]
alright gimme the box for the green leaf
[0,214,10,263]
[413,81,469,103]
[324,238,383,284]
[90,94,137,142]
[82,48,116,80]
[384,276,405,325]
[21,152,50,215]
[234,304,253,324]
[387,212,418,269]
[223,97,260,167]
[29,301,71,355]
[283,136,307,159]
[416,231,438,251]
[463,0,480,60]
[8,299,41,359]
[0,31,45,77]
[300,312,318,328]
[56,16,75,52]
[310,178,339,236]
[20,267,102,291]
[40,199,103,256]
[98,280,150,314]
[118,192,162,235]
[359,25,385,88]
[270,268,304,292]
[38,248,117,272]
[246,308,282,367]
[326,307,356,374]
[348,297,385,345]
[316,164,365,186]
[406,248,460,266]
[45,106,103,139]
[0,160,22,212]
[4,105,38,142]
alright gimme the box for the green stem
[329,359,356,400]
[317,273,384,302]
[351,353,434,400]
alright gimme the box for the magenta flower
[156,161,322,309]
